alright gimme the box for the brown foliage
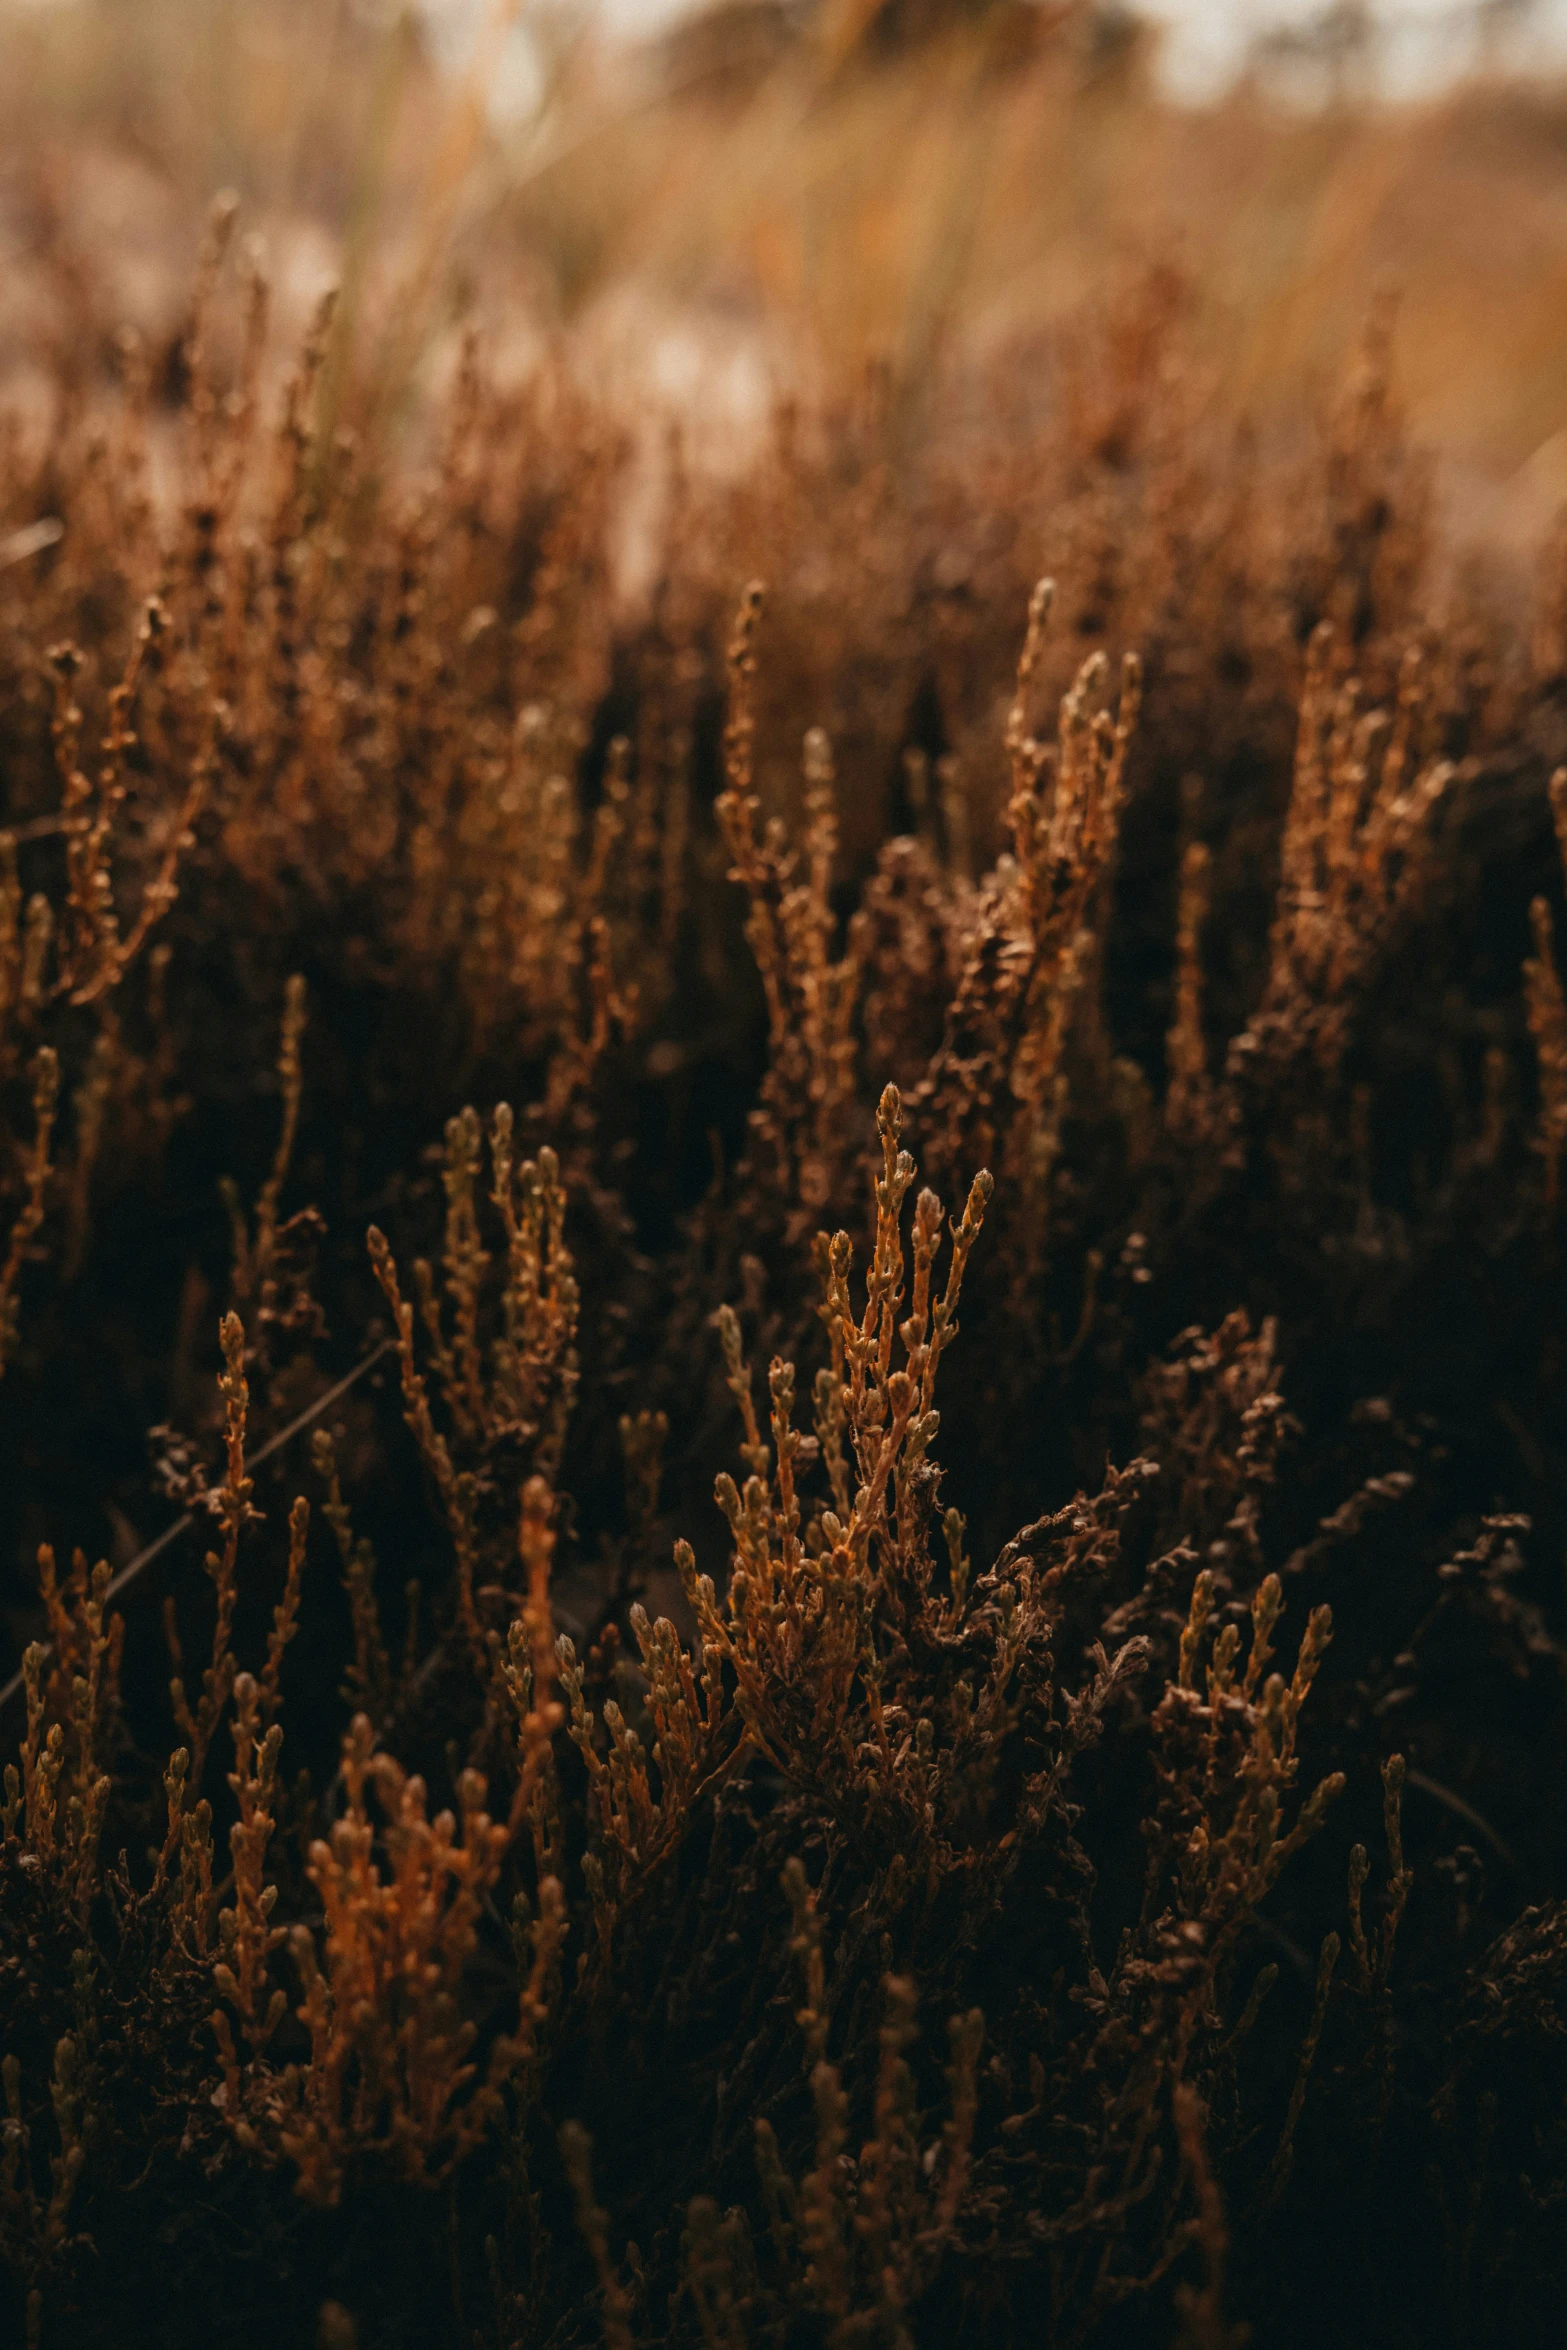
[0,180,1563,2350]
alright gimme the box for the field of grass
[1,5,1567,2347]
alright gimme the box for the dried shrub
[0,180,1564,2350]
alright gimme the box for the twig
[0,1338,395,1726]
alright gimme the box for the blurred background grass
[2,0,1566,567]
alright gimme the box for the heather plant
[0,172,1566,2350]
[0,590,201,1374]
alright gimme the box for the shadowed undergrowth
[0,192,1566,2350]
